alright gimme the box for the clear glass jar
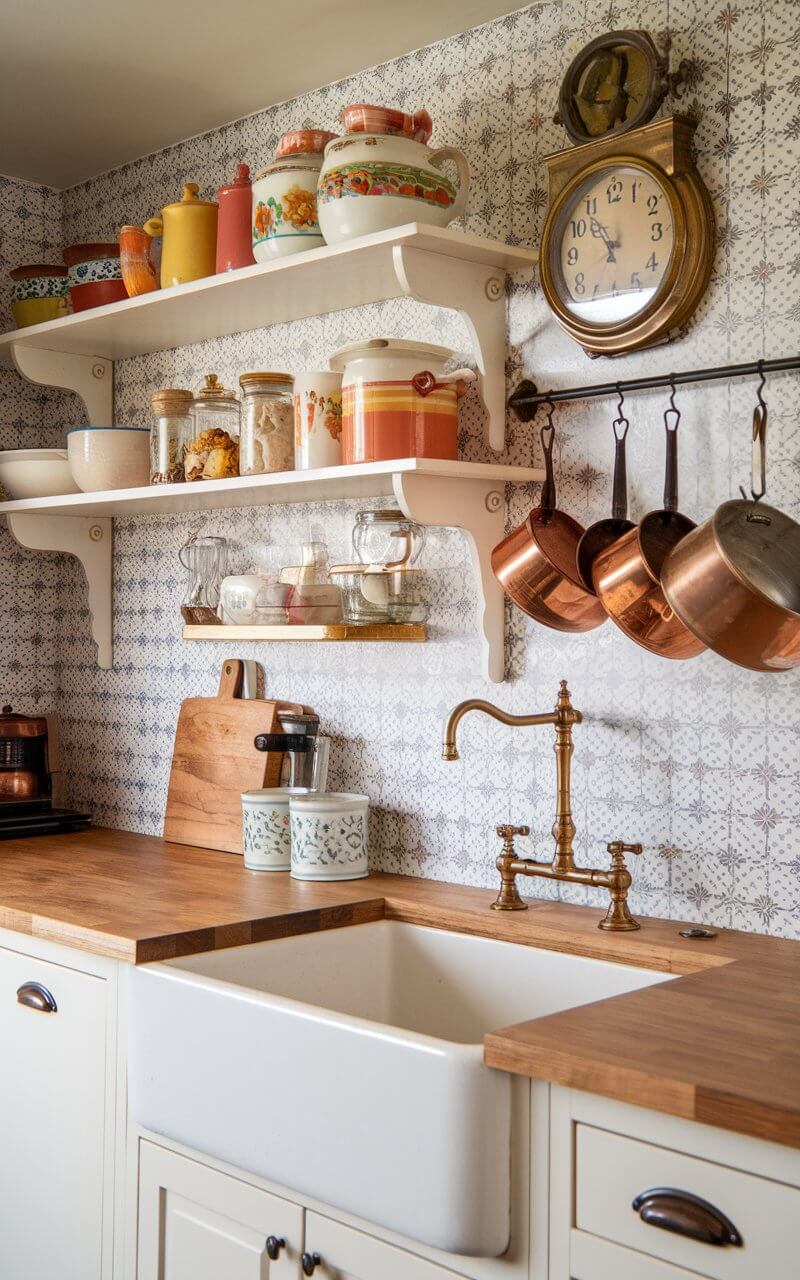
[238,372,294,475]
[178,534,228,624]
[186,374,240,481]
[352,508,425,566]
[150,387,193,484]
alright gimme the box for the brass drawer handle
[16,982,57,1013]
[632,1187,743,1247]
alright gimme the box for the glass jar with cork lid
[186,374,240,481]
[150,387,193,484]
[239,372,295,475]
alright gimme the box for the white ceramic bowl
[67,427,150,492]
[0,448,79,499]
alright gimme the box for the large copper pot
[592,409,705,659]
[491,420,607,632]
[661,406,800,671]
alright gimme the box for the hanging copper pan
[491,414,607,632]
[592,396,706,659]
[662,398,800,671]
[576,401,635,594]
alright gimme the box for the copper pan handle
[540,420,556,515]
[740,403,767,502]
[663,409,679,513]
[611,417,629,521]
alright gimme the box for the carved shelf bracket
[5,513,113,668]
[393,470,506,682]
[392,244,509,453]
[11,345,113,425]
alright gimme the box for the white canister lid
[242,786,310,803]
[328,338,456,373]
[289,791,368,812]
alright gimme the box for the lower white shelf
[1,458,544,681]
[183,623,428,643]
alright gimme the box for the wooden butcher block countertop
[1,826,799,1150]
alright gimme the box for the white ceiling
[0,0,519,189]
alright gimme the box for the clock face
[552,164,675,326]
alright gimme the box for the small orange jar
[328,338,474,464]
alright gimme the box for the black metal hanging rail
[507,355,800,421]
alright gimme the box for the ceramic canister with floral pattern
[289,792,369,881]
[241,787,309,871]
[252,129,337,262]
[293,371,343,470]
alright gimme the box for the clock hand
[589,216,618,264]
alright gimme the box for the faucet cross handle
[607,840,643,865]
[496,824,530,855]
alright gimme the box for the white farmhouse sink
[129,921,668,1256]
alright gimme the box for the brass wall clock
[539,115,715,356]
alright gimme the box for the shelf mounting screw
[485,276,504,302]
[485,489,503,513]
[89,525,104,542]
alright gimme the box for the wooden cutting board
[164,658,303,854]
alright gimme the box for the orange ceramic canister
[119,225,159,296]
[328,338,475,463]
[144,182,218,288]
[216,163,256,272]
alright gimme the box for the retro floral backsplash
[2,0,800,937]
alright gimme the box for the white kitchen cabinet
[137,1140,302,1279]
[302,1212,464,1278]
[0,939,112,1280]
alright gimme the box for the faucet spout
[441,691,575,762]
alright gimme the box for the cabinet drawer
[575,1124,799,1280]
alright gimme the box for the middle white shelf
[1,458,544,682]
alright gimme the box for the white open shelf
[0,225,540,682]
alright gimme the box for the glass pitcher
[179,534,228,624]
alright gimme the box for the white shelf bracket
[11,345,113,425]
[392,244,508,453]
[393,471,506,682]
[5,513,113,668]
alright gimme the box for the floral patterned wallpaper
[3,0,800,937]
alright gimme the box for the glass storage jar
[186,374,240,481]
[238,372,294,475]
[328,563,428,625]
[150,387,193,484]
[352,508,425,566]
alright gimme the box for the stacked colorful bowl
[63,243,128,312]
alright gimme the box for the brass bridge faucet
[441,680,642,931]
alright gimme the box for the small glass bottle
[150,388,193,484]
[186,374,240,481]
[238,372,295,475]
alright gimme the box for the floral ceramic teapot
[317,104,469,245]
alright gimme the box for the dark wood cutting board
[163,658,302,854]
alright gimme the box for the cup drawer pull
[632,1187,743,1247]
[16,982,58,1013]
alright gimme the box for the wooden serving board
[163,658,302,854]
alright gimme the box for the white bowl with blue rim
[67,426,150,492]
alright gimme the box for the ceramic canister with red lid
[216,163,256,273]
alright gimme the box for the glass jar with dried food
[186,374,240,481]
[150,387,193,484]
[239,372,295,475]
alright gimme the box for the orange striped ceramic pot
[329,338,475,463]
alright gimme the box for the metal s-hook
[740,362,767,502]
[613,381,629,441]
[664,375,680,432]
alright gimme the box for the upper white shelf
[0,459,543,519]
[0,224,535,364]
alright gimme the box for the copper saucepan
[592,397,706,659]
[662,399,800,671]
[491,414,607,632]
[576,404,635,594]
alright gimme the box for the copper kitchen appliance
[491,410,606,632]
[0,705,90,838]
[575,394,636,593]
[591,390,705,659]
[662,388,800,671]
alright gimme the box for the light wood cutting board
[163,658,303,854]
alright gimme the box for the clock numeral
[646,252,659,272]
[631,271,642,290]
[647,193,660,215]
[592,284,601,298]
[584,196,597,215]
[651,222,664,242]
[570,218,587,238]
[566,247,579,266]
[574,272,585,296]
[610,281,619,298]
[606,179,623,204]
[631,181,640,203]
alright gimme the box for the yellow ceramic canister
[10,264,70,328]
[144,182,218,288]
